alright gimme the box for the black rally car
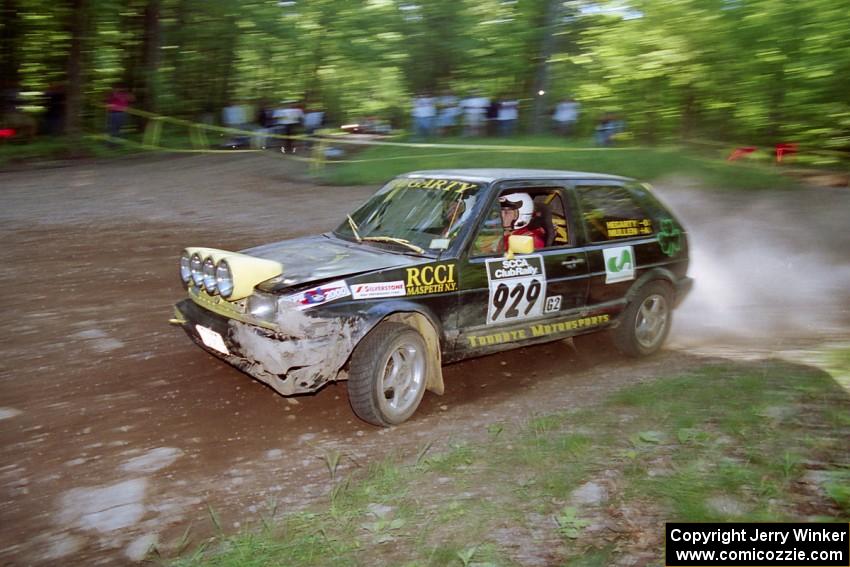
[172,169,692,426]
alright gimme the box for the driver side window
[470,188,571,256]
[470,199,505,257]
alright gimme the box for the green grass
[166,352,850,566]
[0,135,137,165]
[2,132,811,193]
[318,134,801,190]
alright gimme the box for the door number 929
[491,278,542,321]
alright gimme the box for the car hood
[247,234,423,292]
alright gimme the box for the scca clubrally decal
[485,255,547,325]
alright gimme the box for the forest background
[1,0,849,151]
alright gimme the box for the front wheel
[611,281,673,357]
[348,322,429,426]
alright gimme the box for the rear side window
[576,184,654,243]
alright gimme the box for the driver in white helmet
[499,192,545,250]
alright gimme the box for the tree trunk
[766,66,785,141]
[680,86,697,140]
[65,0,88,138]
[139,0,161,113]
[530,0,561,134]
[0,0,22,100]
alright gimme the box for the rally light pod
[182,247,229,288]
[214,253,283,301]
[181,247,283,301]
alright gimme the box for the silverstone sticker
[351,281,406,300]
[544,295,562,314]
[285,280,351,310]
[603,245,635,284]
[485,255,547,324]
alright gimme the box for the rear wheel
[611,281,672,357]
[348,322,429,426]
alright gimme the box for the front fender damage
[227,306,365,395]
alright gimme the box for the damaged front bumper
[173,299,357,395]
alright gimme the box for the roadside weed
[824,469,850,514]
[555,506,591,539]
[171,354,849,566]
[320,449,343,483]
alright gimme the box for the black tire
[611,281,673,357]
[348,322,429,426]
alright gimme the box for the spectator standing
[497,97,519,137]
[486,99,500,136]
[595,112,624,146]
[411,94,436,139]
[302,105,325,150]
[222,102,248,130]
[105,85,134,141]
[303,106,324,136]
[252,100,274,149]
[460,93,489,137]
[553,97,580,136]
[221,102,252,149]
[274,102,304,153]
[436,91,459,136]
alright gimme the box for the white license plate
[196,325,229,355]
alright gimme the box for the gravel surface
[1,153,848,565]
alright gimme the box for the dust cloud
[655,182,850,346]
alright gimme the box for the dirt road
[1,154,848,564]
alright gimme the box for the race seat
[528,201,556,247]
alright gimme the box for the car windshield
[333,176,483,254]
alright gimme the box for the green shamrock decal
[657,219,682,257]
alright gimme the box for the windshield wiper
[362,236,425,255]
[346,215,362,243]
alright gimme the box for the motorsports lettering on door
[485,255,547,325]
[606,219,653,238]
[406,263,457,296]
[401,178,478,192]
[467,314,611,347]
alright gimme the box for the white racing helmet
[499,192,534,229]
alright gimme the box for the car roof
[403,168,632,184]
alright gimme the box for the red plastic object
[727,146,757,161]
[0,128,16,139]
[775,143,798,163]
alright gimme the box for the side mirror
[506,234,534,257]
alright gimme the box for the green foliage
[554,506,590,539]
[6,0,849,151]
[824,470,850,514]
[320,135,799,190]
